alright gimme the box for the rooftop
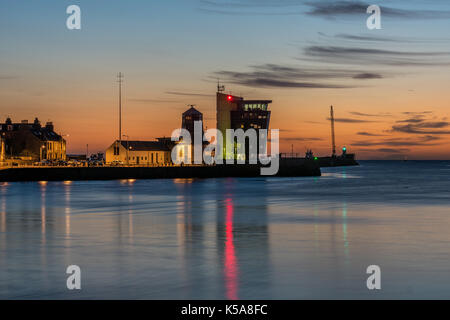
[119,140,171,152]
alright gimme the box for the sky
[1,0,450,159]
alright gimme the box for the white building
[105,140,172,165]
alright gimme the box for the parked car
[110,160,123,166]
[56,160,68,166]
[39,160,53,166]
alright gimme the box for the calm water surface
[1,161,450,299]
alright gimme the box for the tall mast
[330,105,336,157]
[118,72,124,142]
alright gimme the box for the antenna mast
[217,79,225,93]
[330,105,336,157]
[118,72,124,142]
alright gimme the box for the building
[181,105,206,163]
[216,89,272,161]
[0,117,66,163]
[105,139,172,165]
[0,135,5,164]
[182,105,203,140]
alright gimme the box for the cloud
[327,117,376,123]
[392,121,450,134]
[302,45,450,66]
[129,98,183,103]
[350,111,391,117]
[357,131,386,136]
[165,91,213,97]
[199,1,450,19]
[213,63,384,89]
[283,137,323,141]
[396,118,424,123]
[352,73,382,79]
[305,1,450,19]
[352,135,442,147]
[332,33,403,43]
[220,78,350,89]
[402,111,433,115]
[329,33,450,44]
[198,0,305,15]
[376,148,410,153]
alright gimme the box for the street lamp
[122,134,129,166]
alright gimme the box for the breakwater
[0,160,320,182]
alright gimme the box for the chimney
[45,122,54,131]
[33,117,41,129]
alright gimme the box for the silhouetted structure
[0,117,66,162]
[182,105,203,140]
[216,88,272,162]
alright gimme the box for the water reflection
[216,179,270,300]
[174,179,210,298]
[342,202,349,262]
[2,161,450,299]
[40,182,46,237]
[1,185,6,233]
[65,182,71,237]
[224,198,238,300]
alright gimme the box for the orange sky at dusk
[2,1,450,159]
[3,69,449,160]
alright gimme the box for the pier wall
[0,161,320,182]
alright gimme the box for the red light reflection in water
[224,198,238,300]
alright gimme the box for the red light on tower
[227,95,232,101]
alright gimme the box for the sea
[1,161,450,299]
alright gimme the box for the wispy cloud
[352,135,442,147]
[165,91,213,97]
[350,111,392,117]
[283,137,323,141]
[376,148,410,153]
[392,122,450,135]
[327,117,376,123]
[357,131,386,136]
[326,33,450,44]
[198,0,305,15]
[129,98,183,103]
[352,73,382,79]
[302,45,450,66]
[199,1,450,19]
[213,63,384,89]
[305,1,450,19]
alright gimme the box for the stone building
[0,117,66,162]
